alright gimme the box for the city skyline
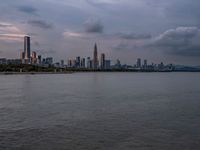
[0,35,171,67]
[0,0,200,65]
[0,35,176,72]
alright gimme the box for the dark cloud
[116,33,152,40]
[151,27,200,56]
[27,20,53,29]
[112,42,141,51]
[18,6,38,15]
[84,19,104,33]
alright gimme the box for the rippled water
[0,72,200,150]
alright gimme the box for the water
[0,72,200,150]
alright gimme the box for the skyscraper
[137,58,141,68]
[105,60,111,69]
[115,59,121,69]
[32,51,37,59]
[20,51,25,60]
[87,57,92,69]
[38,55,42,64]
[100,53,105,69]
[61,60,64,67]
[93,43,98,69]
[76,56,80,68]
[144,59,147,69]
[31,51,37,64]
[46,57,53,65]
[24,36,31,62]
[81,58,86,68]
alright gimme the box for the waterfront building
[143,59,147,69]
[61,60,64,67]
[115,59,121,69]
[93,43,98,69]
[24,36,31,63]
[31,51,37,59]
[105,60,111,69]
[76,56,81,68]
[144,59,147,66]
[100,53,105,69]
[45,57,53,65]
[38,55,42,64]
[7,59,21,65]
[81,58,86,68]
[67,59,73,68]
[87,57,92,69]
[0,58,7,64]
[31,51,37,64]
[54,62,60,68]
[20,51,25,60]
[158,62,164,70]
[42,58,46,65]
[72,60,76,68]
[136,58,141,68]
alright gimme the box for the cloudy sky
[0,0,200,65]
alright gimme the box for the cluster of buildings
[67,43,111,70]
[0,36,174,71]
[20,36,53,66]
[132,58,173,71]
[0,36,54,66]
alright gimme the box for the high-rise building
[100,53,105,69]
[105,60,111,69]
[61,60,64,67]
[76,56,81,68]
[136,58,141,68]
[68,59,73,68]
[158,62,164,70]
[143,59,147,69]
[87,57,92,69]
[38,55,42,64]
[42,58,46,65]
[20,51,25,60]
[24,36,31,62]
[72,60,76,67]
[93,43,98,69]
[115,59,121,69]
[31,51,37,64]
[32,51,37,59]
[46,57,53,65]
[81,58,86,68]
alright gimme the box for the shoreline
[0,71,199,75]
[0,72,73,75]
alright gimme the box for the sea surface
[0,72,200,150]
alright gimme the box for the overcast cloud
[0,0,200,65]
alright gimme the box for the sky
[0,0,200,65]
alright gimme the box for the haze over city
[0,0,200,65]
[1,1,200,150]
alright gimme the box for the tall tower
[93,43,98,69]
[100,53,105,69]
[24,36,31,62]
[137,58,141,68]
